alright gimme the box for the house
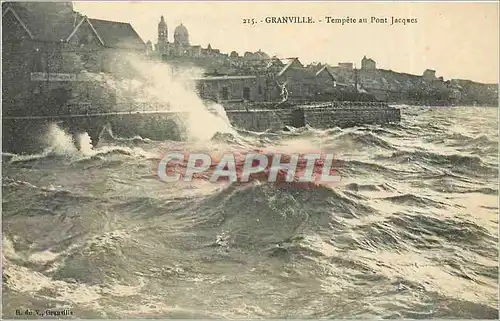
[67,17,146,51]
[315,65,337,90]
[273,58,341,101]
[2,2,75,43]
[65,16,146,74]
[273,58,313,100]
[2,2,146,115]
[361,56,376,70]
[193,75,267,102]
[3,2,77,114]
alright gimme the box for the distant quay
[222,100,401,132]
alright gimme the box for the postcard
[2,1,498,319]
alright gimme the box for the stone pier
[224,101,401,132]
[2,111,187,154]
[2,102,401,154]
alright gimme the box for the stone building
[338,62,354,70]
[2,1,146,116]
[157,15,168,53]
[314,65,338,96]
[270,58,338,101]
[154,15,272,71]
[3,2,77,115]
[66,16,145,69]
[191,58,340,103]
[361,55,376,71]
[423,69,436,81]
[156,16,221,59]
[194,75,268,102]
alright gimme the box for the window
[221,87,229,100]
[243,87,250,100]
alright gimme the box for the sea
[2,103,498,319]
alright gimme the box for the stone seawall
[303,107,401,129]
[3,118,53,155]
[225,110,286,132]
[223,101,401,131]
[106,112,186,141]
[3,102,401,154]
[2,112,187,155]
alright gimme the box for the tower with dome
[154,16,232,59]
[174,23,189,46]
[152,15,275,74]
[157,15,168,53]
[155,16,200,57]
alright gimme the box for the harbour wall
[224,101,401,131]
[2,102,401,154]
[302,106,401,129]
[2,111,187,154]
[226,110,286,132]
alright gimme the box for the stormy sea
[2,103,498,319]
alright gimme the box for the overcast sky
[74,1,499,83]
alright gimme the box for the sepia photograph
[2,0,499,319]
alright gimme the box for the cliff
[448,79,498,106]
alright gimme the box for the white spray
[87,53,236,141]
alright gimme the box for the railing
[2,109,185,120]
[3,100,396,119]
[64,101,175,114]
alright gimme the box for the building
[194,75,268,102]
[152,15,343,102]
[3,2,75,115]
[191,58,340,103]
[173,23,189,46]
[105,14,497,106]
[156,15,168,53]
[154,15,273,71]
[315,65,338,92]
[2,1,146,116]
[156,17,218,59]
[361,55,376,70]
[66,16,146,73]
[423,69,436,81]
[338,62,354,70]
[256,58,337,102]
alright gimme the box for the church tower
[157,15,168,53]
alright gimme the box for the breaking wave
[2,99,498,319]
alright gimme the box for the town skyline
[73,1,499,84]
